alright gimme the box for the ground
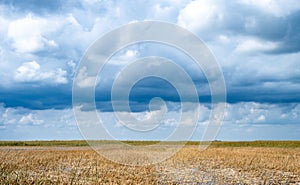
[0,141,300,184]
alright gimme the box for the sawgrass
[0,140,299,148]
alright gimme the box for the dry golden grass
[0,147,156,184]
[0,145,299,184]
[159,146,300,184]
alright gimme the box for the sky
[0,0,300,141]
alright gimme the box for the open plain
[0,141,299,184]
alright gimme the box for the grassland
[0,141,299,184]
[1,140,300,148]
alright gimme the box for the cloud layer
[1,102,299,140]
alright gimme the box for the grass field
[1,140,300,148]
[0,141,299,184]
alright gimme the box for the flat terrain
[0,141,300,184]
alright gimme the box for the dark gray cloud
[0,85,71,109]
[272,11,300,53]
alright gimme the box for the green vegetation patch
[0,140,299,148]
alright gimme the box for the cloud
[223,102,300,125]
[177,0,300,54]
[89,101,300,140]
[1,100,300,140]
[14,61,68,84]
[108,101,300,128]
[114,108,166,131]
[234,38,278,53]
[0,104,81,140]
[0,0,66,15]
[177,0,221,33]
[240,0,300,17]
[19,113,44,125]
[76,66,96,88]
[7,14,59,53]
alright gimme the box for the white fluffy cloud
[177,0,221,33]
[8,14,59,53]
[234,38,278,53]
[76,66,96,88]
[19,113,44,125]
[6,12,106,55]
[0,104,80,139]
[157,102,300,127]
[14,61,68,84]
[224,102,300,125]
[108,102,300,129]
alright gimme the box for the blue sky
[0,0,300,141]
